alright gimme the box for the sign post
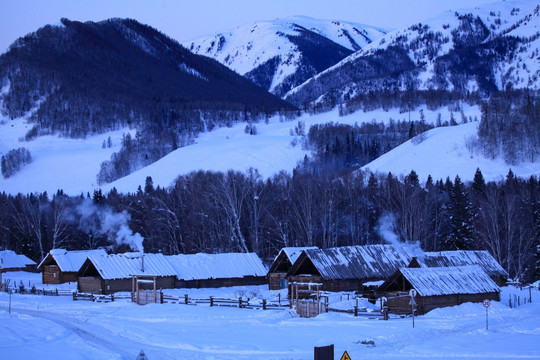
[409,289,417,328]
[483,299,490,330]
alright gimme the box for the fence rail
[161,293,289,310]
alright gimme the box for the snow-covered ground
[1,271,539,360]
[1,105,538,196]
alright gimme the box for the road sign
[340,350,351,360]
[409,289,417,298]
[409,296,417,306]
[483,299,491,308]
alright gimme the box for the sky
[0,0,496,53]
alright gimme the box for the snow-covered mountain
[184,16,388,97]
[286,0,540,106]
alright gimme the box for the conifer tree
[445,175,474,250]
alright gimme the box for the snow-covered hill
[184,16,388,96]
[2,106,538,196]
[286,0,540,106]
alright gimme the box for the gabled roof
[0,250,36,269]
[394,266,500,297]
[268,247,318,273]
[82,252,177,280]
[166,253,268,281]
[290,245,413,280]
[37,249,108,272]
[280,247,318,264]
[414,250,508,279]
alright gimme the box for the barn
[408,250,508,286]
[377,265,501,315]
[77,252,177,294]
[0,250,37,273]
[286,245,413,293]
[166,252,268,288]
[37,249,107,284]
[267,247,317,290]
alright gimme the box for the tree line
[1,167,538,283]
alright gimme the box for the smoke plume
[76,199,144,252]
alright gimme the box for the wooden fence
[161,293,289,310]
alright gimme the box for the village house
[267,247,318,290]
[377,265,500,314]
[0,250,37,273]
[37,249,108,284]
[77,252,177,294]
[166,252,267,288]
[408,250,508,286]
[286,245,413,293]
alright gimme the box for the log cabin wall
[43,265,61,284]
[78,277,103,293]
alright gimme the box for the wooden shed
[0,250,37,273]
[37,249,107,284]
[77,252,177,294]
[378,265,501,315]
[166,252,268,288]
[267,247,317,290]
[286,245,413,293]
[408,250,508,286]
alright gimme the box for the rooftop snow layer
[399,265,500,296]
[86,252,177,280]
[38,249,108,272]
[166,253,267,281]
[0,250,36,269]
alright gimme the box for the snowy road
[2,285,540,360]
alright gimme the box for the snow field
[1,272,539,360]
[3,104,537,197]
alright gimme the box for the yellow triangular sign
[341,350,351,360]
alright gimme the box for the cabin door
[280,278,287,289]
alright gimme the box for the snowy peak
[285,0,540,106]
[184,16,388,96]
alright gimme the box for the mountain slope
[0,18,293,139]
[2,106,538,196]
[184,17,388,97]
[285,0,540,107]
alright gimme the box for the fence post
[263,299,267,310]
[56,289,58,296]
[354,305,358,317]
[184,294,188,304]
[111,293,115,302]
[159,290,163,304]
[73,292,76,301]
[239,297,242,308]
[210,296,214,307]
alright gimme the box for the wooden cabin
[77,252,176,294]
[408,250,508,286]
[286,245,413,293]
[378,265,500,315]
[267,247,317,290]
[37,249,107,284]
[166,252,268,288]
[0,250,37,273]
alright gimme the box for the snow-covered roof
[398,266,500,297]
[416,250,508,279]
[38,249,108,272]
[295,245,413,280]
[83,252,177,280]
[279,247,318,264]
[0,250,36,269]
[166,253,267,281]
